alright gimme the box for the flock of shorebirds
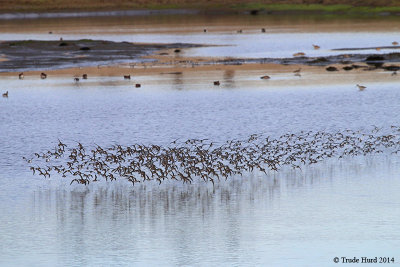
[25,126,400,185]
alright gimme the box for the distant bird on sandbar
[392,41,398,45]
[82,74,88,79]
[260,75,270,79]
[392,71,397,76]
[40,73,47,79]
[356,84,366,91]
[2,91,8,98]
[293,52,305,57]
[124,75,131,80]
[135,84,141,88]
[74,78,79,82]
[203,29,207,33]
[293,68,301,73]
[261,28,266,33]
[312,44,320,49]
[213,81,220,86]
[19,73,24,79]
[237,29,243,33]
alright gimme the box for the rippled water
[1,14,400,266]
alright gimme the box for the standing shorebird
[40,73,47,79]
[213,81,220,86]
[124,75,131,80]
[293,52,305,57]
[312,44,320,50]
[261,28,266,33]
[392,41,399,45]
[74,77,79,82]
[2,91,8,98]
[260,75,270,80]
[19,73,24,79]
[356,84,366,91]
[82,74,88,79]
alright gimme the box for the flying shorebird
[356,84,366,91]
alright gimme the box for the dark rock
[59,42,68,46]
[80,47,90,51]
[250,10,260,15]
[383,65,400,71]
[326,66,338,71]
[365,55,384,68]
[343,66,353,71]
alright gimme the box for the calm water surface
[1,15,400,266]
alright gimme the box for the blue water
[1,15,400,266]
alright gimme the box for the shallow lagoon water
[1,14,400,266]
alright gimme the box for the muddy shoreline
[0,40,204,72]
[1,39,400,74]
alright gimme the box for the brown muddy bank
[2,39,400,73]
[0,40,203,72]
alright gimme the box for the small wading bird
[203,29,207,33]
[135,84,141,88]
[393,41,398,45]
[74,78,79,82]
[312,44,320,50]
[237,29,242,33]
[19,73,24,79]
[40,73,47,79]
[2,91,8,98]
[261,28,266,33]
[124,75,131,80]
[293,52,305,57]
[357,84,366,91]
[213,81,220,86]
[260,75,270,79]
[82,74,88,79]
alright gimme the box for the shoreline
[1,4,400,19]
